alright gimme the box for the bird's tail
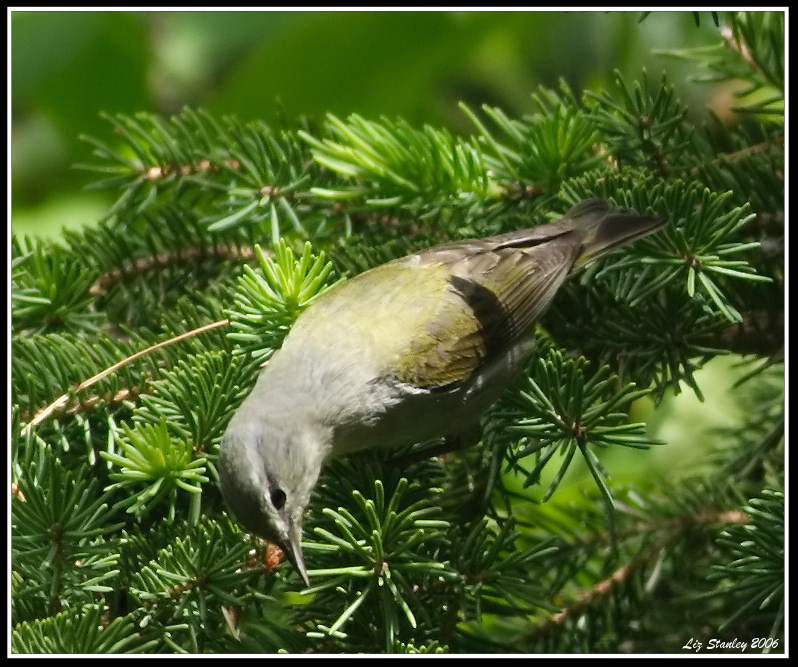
[568,198,665,267]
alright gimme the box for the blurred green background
[11,10,723,239]
[10,9,748,492]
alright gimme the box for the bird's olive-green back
[290,234,578,389]
[288,199,662,390]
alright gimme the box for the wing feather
[391,231,582,389]
[351,198,661,391]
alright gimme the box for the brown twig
[89,245,256,296]
[538,508,750,633]
[691,134,785,177]
[20,319,230,435]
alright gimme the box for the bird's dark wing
[306,199,661,391]
[390,198,663,390]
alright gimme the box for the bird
[217,198,665,585]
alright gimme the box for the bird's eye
[270,488,287,510]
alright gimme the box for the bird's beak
[281,520,309,587]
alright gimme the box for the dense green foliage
[11,11,783,654]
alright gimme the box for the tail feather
[574,201,664,267]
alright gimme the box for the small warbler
[218,198,664,585]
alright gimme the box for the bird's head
[217,413,329,586]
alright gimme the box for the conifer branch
[89,246,257,296]
[20,319,230,435]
